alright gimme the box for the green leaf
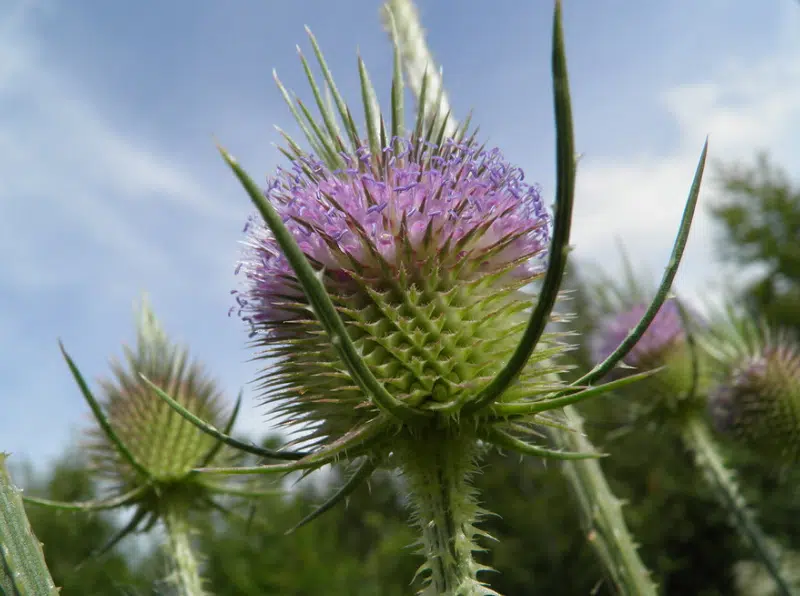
[573,138,708,388]
[0,454,59,596]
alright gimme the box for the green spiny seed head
[86,297,232,488]
[707,321,800,464]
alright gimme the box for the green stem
[548,406,658,596]
[399,434,492,596]
[163,506,206,596]
[0,454,59,596]
[682,415,797,596]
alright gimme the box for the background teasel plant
[23,297,269,596]
[152,2,707,595]
[586,275,797,596]
[706,309,800,466]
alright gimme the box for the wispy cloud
[571,19,800,308]
[0,1,258,464]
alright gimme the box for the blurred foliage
[711,153,800,331]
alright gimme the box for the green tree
[711,153,800,330]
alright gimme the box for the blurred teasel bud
[590,298,706,414]
[85,296,237,505]
[705,312,800,464]
[27,297,262,596]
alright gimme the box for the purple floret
[590,299,687,369]
[235,139,551,332]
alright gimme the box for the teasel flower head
[589,295,706,417]
[158,3,704,592]
[705,311,800,464]
[591,300,685,371]
[84,297,236,502]
[238,135,558,441]
[25,298,266,593]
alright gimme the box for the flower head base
[708,337,800,464]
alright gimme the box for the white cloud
[571,31,800,310]
[0,2,247,293]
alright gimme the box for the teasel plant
[150,1,706,594]
[705,307,800,467]
[380,1,690,594]
[588,278,797,596]
[702,306,800,596]
[23,298,274,596]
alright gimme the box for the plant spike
[486,427,603,460]
[90,506,150,561]
[23,485,148,512]
[297,46,348,154]
[574,138,708,388]
[357,55,382,160]
[494,368,661,417]
[273,70,330,161]
[304,27,362,152]
[59,341,151,480]
[141,377,309,461]
[195,419,386,476]
[463,2,575,415]
[198,390,243,468]
[384,8,405,146]
[286,458,378,534]
[381,0,458,136]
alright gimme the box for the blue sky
[2,0,799,469]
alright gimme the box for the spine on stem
[548,406,658,596]
[163,505,206,596]
[398,433,496,596]
[681,415,796,596]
